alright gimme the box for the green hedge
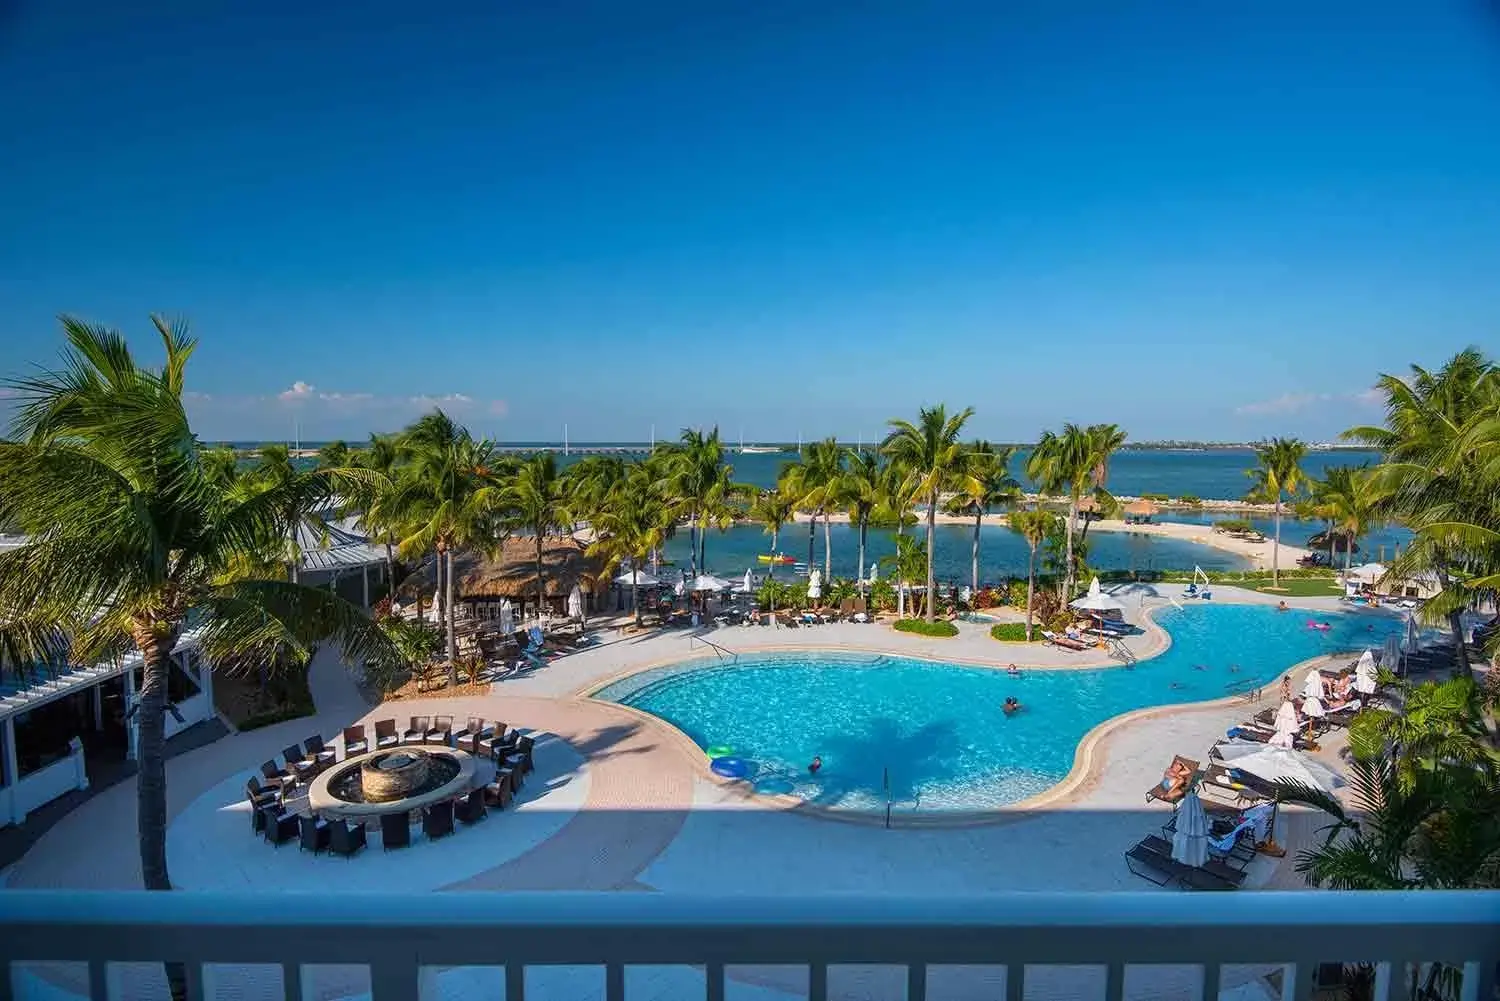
[1177,494,1202,505]
[989,622,1040,642]
[1141,492,1170,502]
[893,618,959,638]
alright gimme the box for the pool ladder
[688,634,739,663]
[1105,636,1137,665]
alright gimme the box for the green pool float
[706,744,735,758]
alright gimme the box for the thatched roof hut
[1076,497,1102,515]
[1123,499,1159,517]
[452,537,603,600]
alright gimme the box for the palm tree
[1347,676,1498,794]
[504,452,570,619]
[841,449,884,590]
[1346,349,1500,675]
[944,442,1020,593]
[386,419,505,684]
[563,455,626,532]
[665,428,731,577]
[780,438,844,578]
[1008,508,1059,641]
[349,432,403,587]
[1308,466,1384,574]
[0,316,390,891]
[316,439,351,469]
[1026,424,1093,598]
[1074,423,1127,550]
[882,405,976,622]
[748,488,796,580]
[587,462,672,626]
[1246,437,1309,588]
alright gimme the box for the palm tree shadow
[802,717,961,809]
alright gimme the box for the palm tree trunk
[769,523,779,580]
[926,490,937,622]
[1272,498,1282,586]
[1065,496,1079,596]
[632,566,642,627]
[857,518,868,594]
[434,547,446,626]
[688,517,699,578]
[971,510,981,594]
[699,521,707,573]
[1025,544,1037,642]
[131,625,174,891]
[823,512,832,579]
[1435,567,1471,677]
[807,514,815,570]
[444,547,457,687]
[535,533,546,621]
[384,542,395,596]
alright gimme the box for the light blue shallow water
[595,603,1408,812]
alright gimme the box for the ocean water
[662,520,1250,581]
[1157,510,1412,563]
[595,603,1407,811]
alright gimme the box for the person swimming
[808,756,823,775]
[1002,697,1022,714]
[1277,600,1289,612]
[1007,664,1022,677]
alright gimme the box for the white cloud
[1235,388,1383,417]
[408,393,474,409]
[279,381,316,401]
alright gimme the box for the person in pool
[1277,600,1289,612]
[808,756,823,775]
[1002,697,1023,714]
[1007,664,1022,677]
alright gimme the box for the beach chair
[1124,838,1239,891]
[1146,755,1199,804]
[1043,630,1090,652]
[1138,834,1247,885]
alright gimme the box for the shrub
[893,618,959,638]
[1141,492,1170,502]
[972,586,1000,609]
[989,622,1039,642]
[869,578,896,612]
[1177,494,1202,505]
[1213,518,1255,534]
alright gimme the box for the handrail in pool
[688,634,739,663]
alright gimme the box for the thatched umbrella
[1123,498,1158,523]
[451,537,602,618]
[1306,529,1359,555]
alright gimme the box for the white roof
[296,520,384,572]
[0,628,205,724]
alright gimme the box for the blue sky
[2,2,1499,443]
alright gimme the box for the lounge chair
[260,807,299,846]
[328,818,367,857]
[1146,755,1199,804]
[455,787,487,824]
[298,815,330,853]
[380,812,411,851]
[1042,630,1090,651]
[342,725,369,757]
[1124,838,1239,891]
[304,735,337,772]
[426,715,454,746]
[1138,834,1247,886]
[403,716,431,745]
[373,719,399,750]
[423,800,455,840]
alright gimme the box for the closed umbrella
[1353,649,1378,695]
[1301,670,1325,700]
[1270,700,1299,749]
[1214,743,1343,797]
[807,568,822,601]
[737,569,756,594]
[1170,790,1210,867]
[1069,577,1124,612]
[867,561,879,584]
[567,585,584,620]
[498,599,514,637]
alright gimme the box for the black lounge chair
[455,788,487,824]
[453,717,492,754]
[260,807,299,846]
[403,716,431,745]
[1139,834,1247,886]
[1124,839,1238,891]
[282,744,316,783]
[374,719,399,750]
[426,715,454,746]
[380,812,411,851]
[304,735,337,772]
[328,818,367,857]
[299,815,330,853]
[423,800,455,840]
[342,725,369,757]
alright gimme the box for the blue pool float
[710,756,754,779]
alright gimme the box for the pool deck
[5,584,1386,999]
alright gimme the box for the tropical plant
[664,428,740,576]
[893,618,958,638]
[1306,465,1384,573]
[1007,508,1059,641]
[1074,423,1127,549]
[503,452,570,624]
[1027,423,1118,598]
[0,316,392,891]
[1245,437,1309,588]
[315,439,351,469]
[880,532,929,619]
[943,441,1020,593]
[1347,677,1498,793]
[882,405,975,621]
[747,487,797,579]
[841,449,884,591]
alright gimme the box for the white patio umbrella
[807,568,822,601]
[1170,790,1210,867]
[687,573,734,593]
[567,585,584,620]
[497,598,514,636]
[1345,562,1387,586]
[1301,669,1325,700]
[1270,700,1299,749]
[737,568,756,594]
[1353,649,1378,695]
[1214,743,1343,797]
[614,567,660,588]
[867,561,879,584]
[674,579,687,597]
[1069,576,1124,613]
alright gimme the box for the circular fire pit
[307,746,478,819]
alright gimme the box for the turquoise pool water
[594,603,1408,812]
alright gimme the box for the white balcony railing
[0,890,1495,1001]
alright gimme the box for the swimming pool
[593,603,1407,812]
